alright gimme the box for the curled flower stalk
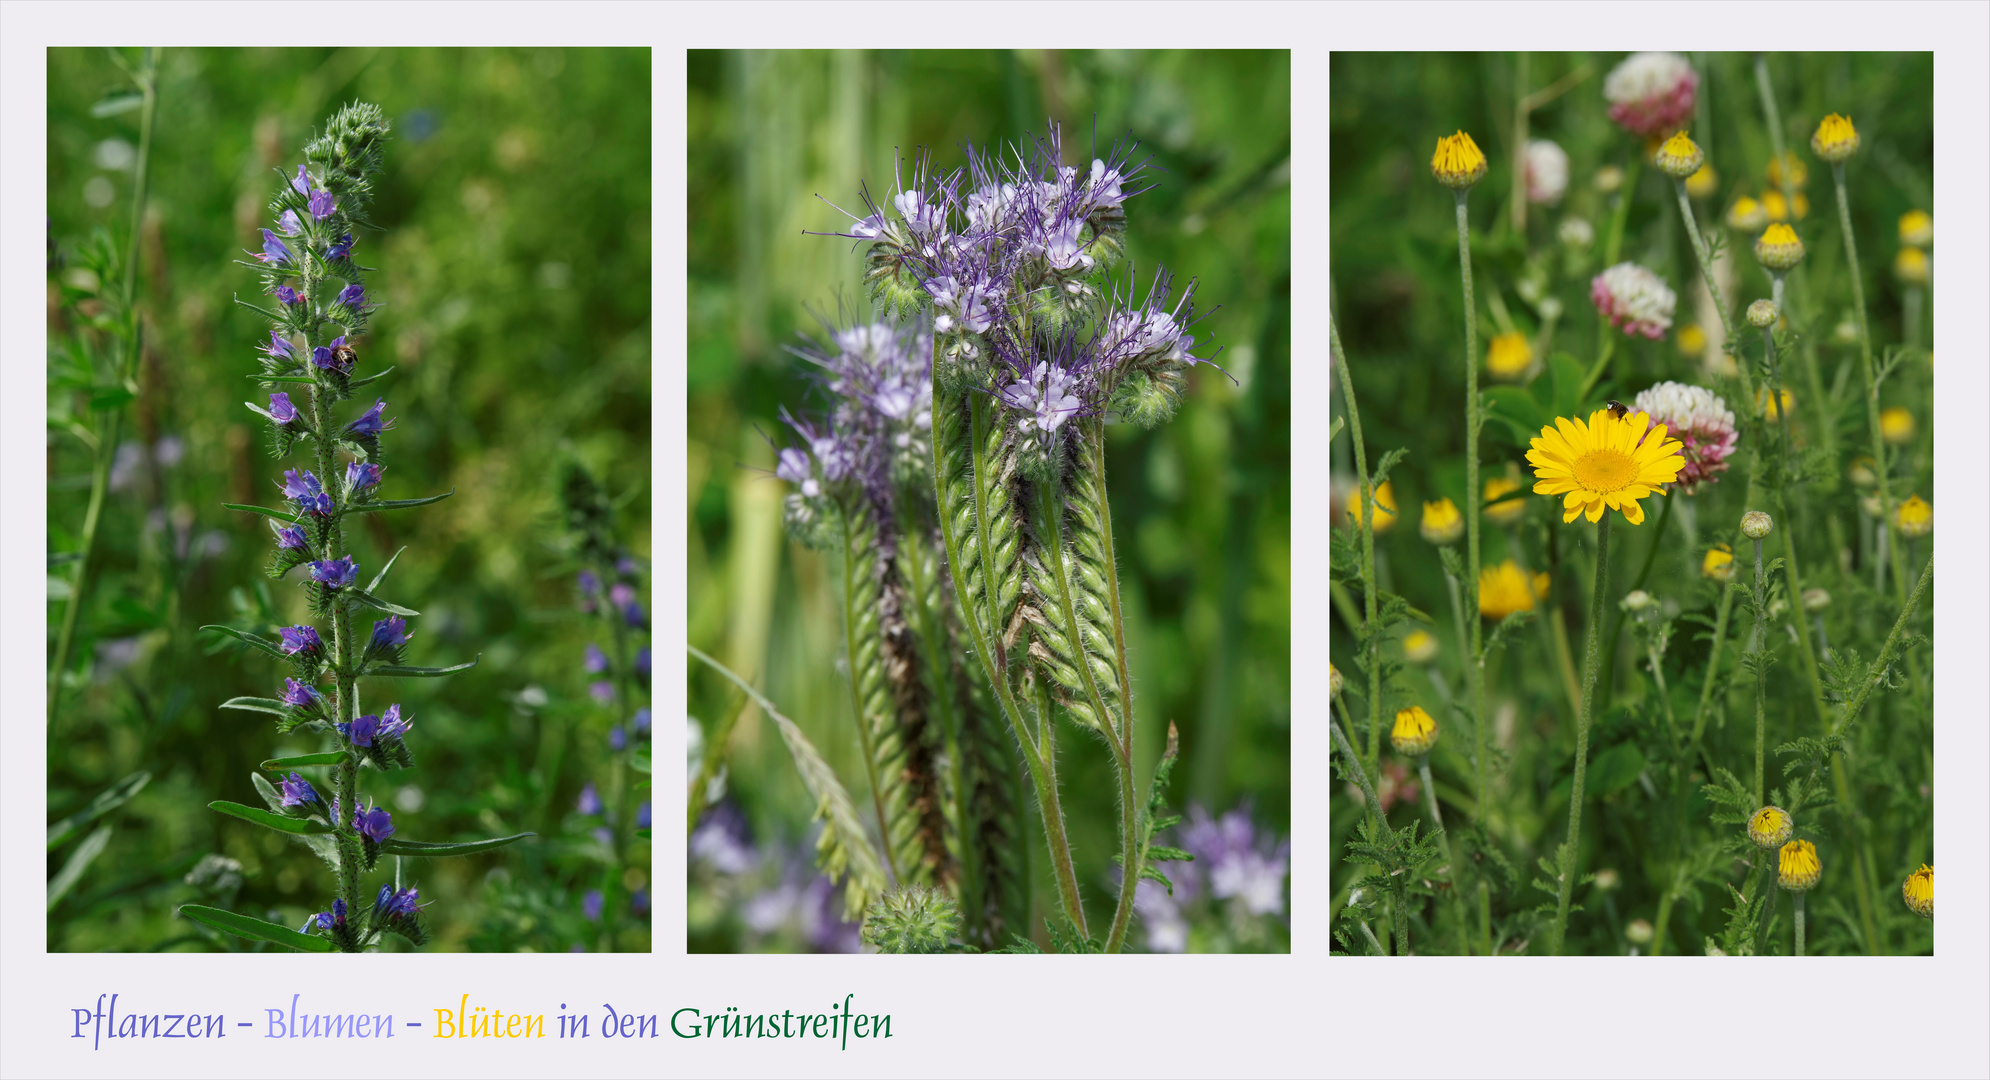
[190,105,517,953]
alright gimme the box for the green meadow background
[687,49,1292,949]
[46,47,651,951]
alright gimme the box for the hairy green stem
[1751,536,1766,808]
[1452,190,1489,829]
[1327,317,1383,776]
[1550,513,1610,956]
[1832,161,1910,605]
[1793,891,1806,957]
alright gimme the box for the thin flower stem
[1754,56,1799,220]
[1672,178,1737,347]
[1752,536,1767,808]
[1595,489,1676,710]
[1550,513,1610,956]
[1416,756,1461,910]
[1329,710,1402,954]
[1029,676,1089,941]
[1452,190,1488,827]
[1761,327,1832,731]
[1327,317,1383,776]
[1793,891,1807,957]
[49,50,158,728]
[1832,161,1910,605]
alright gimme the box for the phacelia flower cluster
[778,319,935,524]
[1591,262,1677,339]
[1602,52,1698,139]
[1631,381,1738,494]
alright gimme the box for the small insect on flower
[1390,706,1439,756]
[1901,864,1933,918]
[1604,400,1630,421]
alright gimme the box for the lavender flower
[374,884,420,920]
[609,725,626,751]
[369,616,407,652]
[290,165,311,196]
[325,234,355,261]
[631,889,650,918]
[312,337,353,372]
[308,189,337,221]
[308,555,359,590]
[278,625,322,656]
[345,460,382,495]
[608,582,635,610]
[623,602,646,630]
[636,800,651,829]
[582,890,604,922]
[577,570,600,596]
[577,783,602,815]
[634,646,650,683]
[346,399,391,437]
[277,210,303,237]
[278,771,320,808]
[255,229,292,266]
[689,802,757,875]
[281,677,321,707]
[589,680,615,703]
[312,898,347,930]
[281,468,323,501]
[633,707,651,733]
[261,331,296,362]
[352,803,394,842]
[775,447,819,498]
[377,704,411,740]
[584,643,609,674]
[268,392,297,424]
[337,282,365,309]
[1000,361,1085,435]
[275,524,309,551]
[275,286,300,305]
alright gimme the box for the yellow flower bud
[1702,543,1734,582]
[1880,406,1916,445]
[1778,839,1822,892]
[1726,196,1767,232]
[1431,130,1488,189]
[1653,131,1706,178]
[1390,705,1439,756]
[1403,629,1439,664]
[1420,497,1464,545]
[1346,480,1398,534]
[1676,322,1708,356]
[1485,330,1532,379]
[1684,163,1718,199]
[1755,223,1805,271]
[1747,805,1794,849]
[1895,247,1930,286]
[1895,494,1932,538]
[1902,864,1933,918]
[1898,210,1933,248]
[1811,113,1860,163]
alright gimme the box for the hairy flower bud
[860,884,962,954]
[1747,299,1780,329]
[1740,510,1774,539]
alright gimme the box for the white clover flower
[1603,52,1698,138]
[1591,262,1676,340]
[1525,140,1569,204]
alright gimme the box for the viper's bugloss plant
[186,104,526,953]
[746,124,1218,953]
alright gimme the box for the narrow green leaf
[220,696,293,717]
[351,365,396,388]
[207,800,332,836]
[345,490,454,514]
[365,546,408,594]
[221,503,302,525]
[47,825,113,909]
[348,589,419,617]
[247,374,316,384]
[378,833,534,858]
[1146,845,1196,863]
[366,657,479,678]
[201,625,290,661]
[90,91,145,117]
[179,905,333,952]
[89,386,136,412]
[48,770,150,849]
[261,752,347,770]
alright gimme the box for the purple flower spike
[262,331,296,360]
[345,460,383,494]
[631,889,650,918]
[291,165,312,196]
[582,890,604,922]
[337,282,365,309]
[636,800,651,829]
[308,189,337,221]
[589,680,615,703]
[609,725,626,751]
[370,616,407,651]
[280,677,320,706]
[268,392,297,424]
[377,703,411,740]
[577,784,602,815]
[346,399,391,437]
[308,555,359,589]
[276,523,308,550]
[278,771,320,808]
[275,285,301,306]
[278,625,322,656]
[257,229,293,266]
[352,804,394,842]
[277,210,303,237]
[633,707,651,733]
[325,233,354,260]
[584,643,608,674]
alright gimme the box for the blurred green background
[1329,53,1933,954]
[46,47,651,951]
[687,49,1291,949]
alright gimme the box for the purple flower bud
[633,707,651,733]
[268,392,297,424]
[276,524,309,550]
[346,399,390,437]
[352,804,394,842]
[325,234,355,260]
[582,890,604,922]
[776,447,812,486]
[584,643,608,674]
[345,460,383,494]
[636,800,651,829]
[281,677,320,706]
[308,189,337,221]
[337,282,365,309]
[261,331,296,360]
[577,783,602,815]
[373,883,421,920]
[377,703,411,740]
[370,616,407,651]
[308,555,359,589]
[275,285,301,306]
[589,680,615,703]
[290,165,311,196]
[577,570,600,596]
[257,229,292,266]
[624,602,646,630]
[276,210,303,237]
[278,625,322,655]
[609,583,635,610]
[278,771,320,807]
[609,725,626,751]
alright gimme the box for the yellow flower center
[1573,448,1638,493]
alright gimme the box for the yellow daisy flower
[1420,497,1464,545]
[1479,559,1549,620]
[1684,162,1718,199]
[1526,408,1685,525]
[1898,210,1933,248]
[1895,494,1932,538]
[1485,330,1532,379]
[1403,629,1440,663]
[1676,322,1707,357]
[1902,864,1933,918]
[1431,130,1488,189]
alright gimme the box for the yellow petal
[1621,498,1646,525]
[1585,500,1606,523]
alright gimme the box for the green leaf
[47,770,150,849]
[89,386,136,412]
[348,589,419,617]
[1146,845,1195,862]
[1587,743,1649,796]
[1483,385,1545,441]
[90,91,145,117]
[366,657,479,678]
[378,833,535,858]
[220,696,293,717]
[247,374,316,385]
[631,747,651,775]
[365,546,407,594]
[345,490,454,514]
[261,752,347,770]
[179,905,333,952]
[207,800,332,836]
[1549,352,1587,419]
[351,366,396,388]
[47,825,113,910]
[221,503,302,525]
